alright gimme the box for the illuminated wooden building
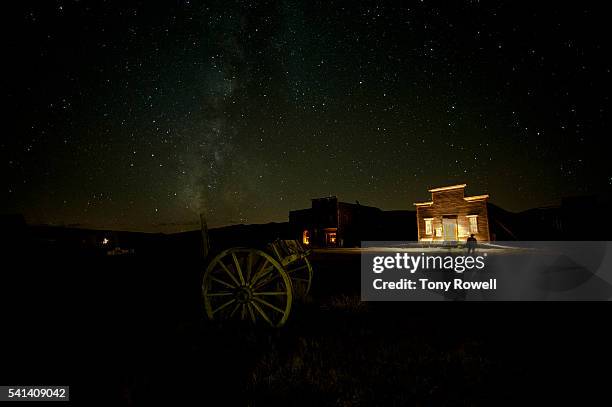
[414,184,490,242]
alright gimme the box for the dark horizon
[4,1,611,232]
[9,186,608,234]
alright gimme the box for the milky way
[4,1,610,231]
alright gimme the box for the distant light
[102,238,109,245]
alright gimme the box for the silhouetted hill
[488,193,612,240]
[173,222,290,253]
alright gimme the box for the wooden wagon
[200,216,313,327]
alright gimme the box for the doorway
[325,231,337,246]
[442,217,457,241]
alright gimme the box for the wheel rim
[284,257,313,299]
[202,248,293,327]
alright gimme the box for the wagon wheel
[202,248,293,327]
[284,257,313,299]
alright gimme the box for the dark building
[289,197,416,247]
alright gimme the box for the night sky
[3,1,611,231]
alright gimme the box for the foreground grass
[238,296,511,406]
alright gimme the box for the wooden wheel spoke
[249,260,270,285]
[211,299,236,315]
[247,303,257,323]
[229,302,241,318]
[217,260,241,287]
[252,275,280,291]
[251,301,274,325]
[253,291,287,296]
[210,276,236,289]
[251,268,274,287]
[253,297,286,315]
[291,277,310,282]
[232,252,246,285]
[246,252,254,283]
[286,264,308,274]
[240,304,247,320]
[205,291,234,297]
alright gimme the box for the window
[424,218,433,235]
[467,215,478,233]
[302,230,310,245]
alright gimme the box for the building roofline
[464,194,489,201]
[428,184,467,192]
[311,196,337,201]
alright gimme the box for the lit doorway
[325,231,337,246]
[442,217,457,241]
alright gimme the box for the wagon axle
[236,286,253,303]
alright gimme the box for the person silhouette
[466,234,477,254]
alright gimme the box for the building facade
[414,184,490,242]
[289,197,391,248]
